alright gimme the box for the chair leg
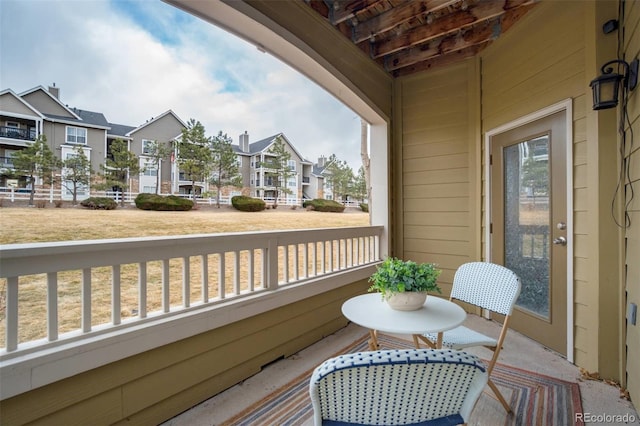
[487,378,512,414]
[417,334,437,349]
[412,334,420,348]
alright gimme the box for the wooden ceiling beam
[372,0,535,58]
[352,0,458,43]
[392,41,491,77]
[385,18,499,71]
[330,0,386,24]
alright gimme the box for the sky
[0,0,363,170]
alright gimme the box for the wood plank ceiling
[304,0,538,77]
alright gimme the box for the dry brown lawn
[0,205,369,244]
[0,205,369,346]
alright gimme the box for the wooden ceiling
[304,0,538,77]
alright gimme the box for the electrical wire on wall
[611,0,635,229]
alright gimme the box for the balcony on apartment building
[0,225,382,424]
[0,120,37,145]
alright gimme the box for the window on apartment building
[288,159,296,171]
[288,177,296,187]
[143,186,156,193]
[66,127,87,144]
[143,161,157,176]
[142,139,154,155]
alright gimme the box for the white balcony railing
[0,226,382,399]
[1,226,381,355]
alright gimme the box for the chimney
[48,83,60,100]
[239,131,249,152]
[318,155,326,167]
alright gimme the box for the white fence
[0,187,365,208]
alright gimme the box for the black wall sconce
[590,58,639,110]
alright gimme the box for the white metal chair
[309,349,488,426]
[418,262,521,414]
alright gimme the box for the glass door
[491,111,567,355]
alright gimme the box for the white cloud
[0,0,363,170]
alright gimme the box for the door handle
[553,236,567,246]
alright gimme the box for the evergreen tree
[143,140,173,194]
[353,166,367,202]
[99,138,140,206]
[177,119,212,200]
[325,154,354,202]
[61,146,92,205]
[262,135,295,207]
[209,131,242,208]
[11,135,60,206]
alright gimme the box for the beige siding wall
[395,60,480,295]
[623,0,640,404]
[22,90,73,118]
[131,114,185,182]
[0,93,37,116]
[0,281,370,425]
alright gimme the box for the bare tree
[360,118,371,212]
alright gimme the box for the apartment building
[233,131,328,202]
[0,85,187,199]
[1,85,332,203]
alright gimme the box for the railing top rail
[0,226,383,277]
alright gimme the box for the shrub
[81,197,117,210]
[134,193,194,211]
[54,200,64,208]
[304,198,345,213]
[231,195,266,212]
[360,203,369,212]
[35,201,46,208]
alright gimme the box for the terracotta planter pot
[386,292,427,311]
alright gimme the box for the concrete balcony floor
[163,314,638,425]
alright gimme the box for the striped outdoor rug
[221,334,583,426]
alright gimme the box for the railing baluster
[303,243,309,278]
[47,272,58,341]
[322,241,326,273]
[82,268,92,331]
[162,259,170,313]
[293,245,299,281]
[112,266,121,326]
[138,263,147,319]
[311,242,317,277]
[201,255,209,303]
[182,257,190,308]
[283,245,289,283]
[248,249,254,291]
[219,253,225,299]
[6,277,19,351]
[234,251,240,295]
[329,240,335,272]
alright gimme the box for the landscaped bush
[303,198,345,213]
[134,193,194,211]
[360,203,368,212]
[231,195,266,212]
[80,197,117,210]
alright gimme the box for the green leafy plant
[368,257,442,300]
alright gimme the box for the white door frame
[484,99,574,362]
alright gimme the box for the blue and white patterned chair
[419,262,521,414]
[309,349,488,426]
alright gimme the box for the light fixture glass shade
[590,71,623,110]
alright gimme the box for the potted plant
[368,257,442,311]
